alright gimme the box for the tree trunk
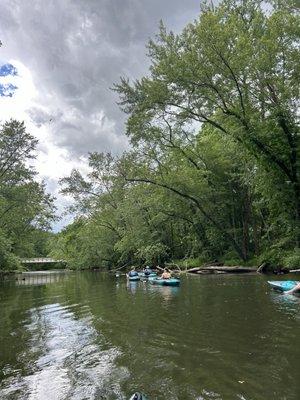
[242,190,251,260]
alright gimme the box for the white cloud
[0,60,78,181]
[0,60,87,229]
[0,0,201,230]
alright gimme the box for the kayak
[149,276,180,287]
[139,272,157,278]
[268,280,299,292]
[129,393,148,400]
[127,275,140,282]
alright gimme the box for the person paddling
[161,268,171,280]
[127,267,138,277]
[144,266,153,276]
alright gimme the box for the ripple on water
[1,274,300,400]
[0,302,128,400]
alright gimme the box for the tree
[56,0,299,269]
[114,0,299,249]
[0,120,56,270]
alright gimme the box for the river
[0,271,299,400]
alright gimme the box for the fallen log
[207,266,255,272]
[188,265,256,274]
[188,267,204,273]
[204,261,224,267]
[194,269,227,275]
[289,269,300,274]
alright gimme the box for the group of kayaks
[127,271,180,287]
[127,276,299,291]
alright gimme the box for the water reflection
[1,273,300,400]
[125,279,180,302]
[15,271,70,286]
[126,281,139,294]
[148,285,179,302]
[0,302,127,400]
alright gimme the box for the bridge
[20,258,66,264]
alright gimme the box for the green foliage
[174,257,209,269]
[282,249,300,269]
[135,243,169,265]
[258,246,285,268]
[0,230,21,271]
[259,247,300,269]
[54,0,299,271]
[0,120,56,271]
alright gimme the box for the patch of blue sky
[0,83,18,97]
[0,63,17,77]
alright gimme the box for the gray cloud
[0,0,200,156]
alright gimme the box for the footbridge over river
[20,258,66,264]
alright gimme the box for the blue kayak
[149,276,180,287]
[127,275,140,281]
[268,280,299,292]
[139,272,157,278]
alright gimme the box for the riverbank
[2,257,298,279]
[166,256,300,275]
[179,264,300,276]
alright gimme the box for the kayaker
[161,268,171,280]
[144,266,153,276]
[285,282,300,295]
[128,267,138,277]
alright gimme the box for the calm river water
[0,271,299,400]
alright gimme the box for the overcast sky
[0,0,202,230]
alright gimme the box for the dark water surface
[0,272,299,400]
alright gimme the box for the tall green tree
[114,0,299,249]
[0,120,56,270]
[56,0,299,269]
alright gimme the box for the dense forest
[0,120,55,271]
[1,0,299,272]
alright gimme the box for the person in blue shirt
[128,267,138,277]
[143,266,153,276]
